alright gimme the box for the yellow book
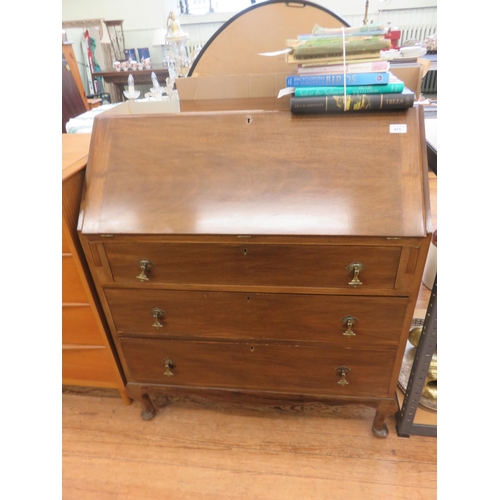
[286,52,382,65]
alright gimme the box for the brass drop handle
[346,262,365,286]
[136,259,154,281]
[341,315,358,337]
[163,358,175,377]
[336,366,351,386]
[151,308,165,329]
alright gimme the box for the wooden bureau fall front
[78,106,431,437]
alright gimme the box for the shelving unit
[396,276,437,437]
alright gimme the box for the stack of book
[284,24,416,114]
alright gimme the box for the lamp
[165,12,190,78]
[152,28,169,67]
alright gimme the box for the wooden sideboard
[62,134,130,404]
[77,105,431,437]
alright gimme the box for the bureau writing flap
[79,106,431,237]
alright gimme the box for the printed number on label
[390,124,407,134]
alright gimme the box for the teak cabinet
[78,106,432,437]
[62,134,130,404]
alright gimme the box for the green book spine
[294,81,404,96]
[292,37,391,58]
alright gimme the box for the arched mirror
[188,0,349,76]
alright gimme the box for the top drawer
[102,242,401,289]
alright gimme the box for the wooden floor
[62,171,437,499]
[63,391,437,499]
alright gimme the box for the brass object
[151,308,165,329]
[341,315,358,336]
[398,318,437,412]
[422,354,437,400]
[163,358,175,377]
[137,259,154,281]
[336,365,351,386]
[346,262,365,286]
[65,64,71,71]
[408,326,423,347]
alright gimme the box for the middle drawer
[105,288,408,347]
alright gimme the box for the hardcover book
[286,72,390,88]
[294,80,404,96]
[287,36,391,59]
[297,60,390,74]
[311,24,387,36]
[286,52,382,65]
[290,88,415,114]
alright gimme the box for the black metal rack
[395,275,437,437]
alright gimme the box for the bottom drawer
[62,305,104,346]
[62,347,118,385]
[120,338,396,398]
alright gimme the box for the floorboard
[63,393,436,499]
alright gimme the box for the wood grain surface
[120,337,396,396]
[105,287,409,347]
[103,241,402,288]
[80,108,430,237]
[62,393,437,499]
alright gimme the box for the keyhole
[249,346,254,351]
[243,248,247,255]
[246,117,252,124]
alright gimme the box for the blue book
[294,80,404,96]
[286,72,390,88]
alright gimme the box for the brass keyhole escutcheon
[346,262,365,286]
[336,366,351,386]
[151,308,165,329]
[341,315,358,337]
[163,358,175,377]
[137,259,154,281]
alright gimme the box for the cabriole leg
[126,386,156,420]
[372,399,398,438]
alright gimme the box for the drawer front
[62,305,104,346]
[106,289,408,347]
[120,338,395,397]
[62,255,89,303]
[62,222,71,253]
[104,242,401,289]
[62,347,117,384]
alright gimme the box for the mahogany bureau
[78,105,432,437]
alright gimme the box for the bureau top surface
[80,107,430,237]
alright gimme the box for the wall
[62,1,438,25]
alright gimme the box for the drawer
[62,255,88,303]
[62,222,71,253]
[120,338,396,397]
[103,242,401,289]
[62,347,117,384]
[62,305,104,346]
[106,289,408,347]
